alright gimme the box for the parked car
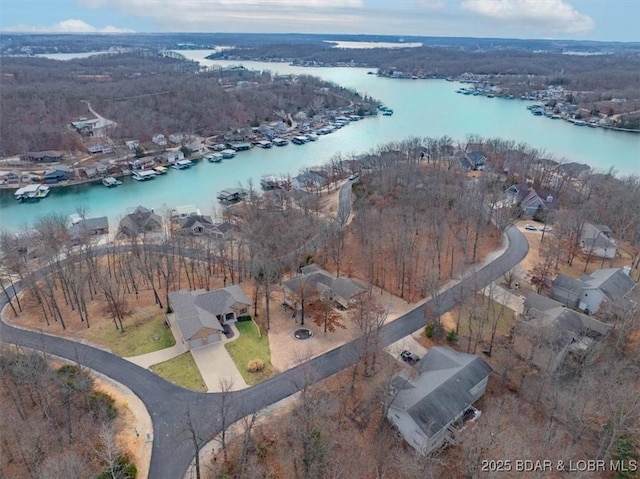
[525,224,537,231]
[538,225,552,232]
[400,350,420,364]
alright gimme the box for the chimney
[546,195,554,203]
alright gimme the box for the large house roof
[118,205,162,237]
[552,274,588,295]
[283,265,365,303]
[584,268,636,301]
[391,347,492,437]
[169,286,251,341]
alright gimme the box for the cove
[0,49,638,232]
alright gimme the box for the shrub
[247,359,265,373]
[98,454,137,479]
[88,391,118,420]
[446,330,459,343]
[424,324,435,338]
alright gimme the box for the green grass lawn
[88,313,175,357]
[150,353,207,392]
[225,321,274,385]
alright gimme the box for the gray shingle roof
[392,347,492,437]
[169,285,251,341]
[585,268,636,300]
[283,266,365,303]
[552,274,588,295]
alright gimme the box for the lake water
[1,49,638,232]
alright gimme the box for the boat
[132,170,157,181]
[14,184,50,202]
[153,166,168,175]
[382,109,394,116]
[305,133,319,142]
[171,159,193,170]
[256,140,272,149]
[221,149,237,159]
[217,188,248,203]
[102,176,122,187]
[272,138,289,147]
[573,120,587,126]
[208,143,227,151]
[292,136,308,145]
[205,153,223,163]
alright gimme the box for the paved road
[0,187,527,479]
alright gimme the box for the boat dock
[102,177,122,187]
[132,170,157,181]
[14,184,51,202]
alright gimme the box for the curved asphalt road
[0,180,527,479]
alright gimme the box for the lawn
[150,353,207,392]
[87,312,175,357]
[225,321,274,385]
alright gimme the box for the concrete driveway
[190,323,248,392]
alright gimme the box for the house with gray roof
[117,205,163,239]
[168,285,251,349]
[282,264,366,310]
[505,183,557,217]
[387,347,492,455]
[551,267,636,314]
[516,293,612,372]
[69,216,109,244]
[581,223,617,259]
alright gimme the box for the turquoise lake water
[1,49,638,232]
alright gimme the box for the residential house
[23,150,63,163]
[81,162,108,179]
[87,144,112,155]
[581,223,617,259]
[69,216,109,244]
[129,156,156,170]
[43,165,71,184]
[387,347,492,455]
[2,170,21,184]
[179,215,215,235]
[282,264,366,309]
[71,118,99,136]
[292,171,328,191]
[187,142,204,155]
[211,221,235,239]
[515,293,612,372]
[125,140,140,150]
[117,206,163,238]
[164,150,185,164]
[152,134,167,147]
[170,205,199,221]
[552,267,637,314]
[168,133,185,145]
[167,285,251,349]
[456,151,487,172]
[505,183,556,217]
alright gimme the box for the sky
[0,0,638,42]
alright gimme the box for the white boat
[272,138,289,146]
[256,140,272,148]
[292,136,308,145]
[221,149,237,159]
[132,170,157,181]
[171,159,193,170]
[102,177,122,187]
[305,133,319,141]
[205,153,223,163]
[14,184,51,202]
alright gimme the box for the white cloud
[2,19,134,33]
[461,0,594,34]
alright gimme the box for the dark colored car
[400,350,420,364]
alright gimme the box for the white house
[164,150,185,164]
[581,223,617,259]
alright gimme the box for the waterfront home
[167,285,251,349]
[87,144,112,155]
[2,170,21,184]
[69,216,109,244]
[129,156,155,170]
[170,205,199,221]
[178,214,215,235]
[43,165,72,184]
[217,188,247,203]
[211,221,235,239]
[292,171,328,191]
[515,293,612,373]
[117,206,163,238]
[551,267,636,314]
[282,264,366,310]
[125,140,139,150]
[23,150,63,163]
[387,347,492,455]
[456,151,486,172]
[152,134,167,147]
[14,184,50,202]
[82,162,108,179]
[187,142,205,155]
[165,150,185,164]
[580,223,617,259]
